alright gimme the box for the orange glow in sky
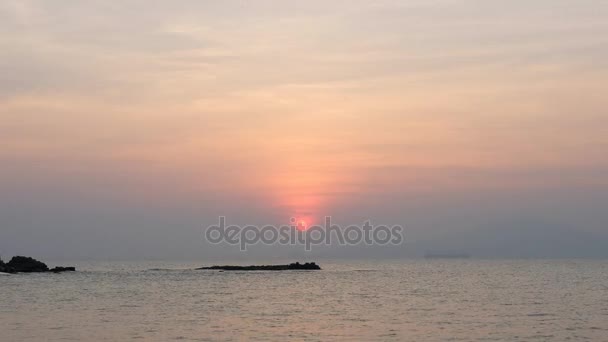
[0,0,606,234]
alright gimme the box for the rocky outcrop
[1,256,75,274]
[50,266,76,273]
[197,262,321,271]
[6,256,49,272]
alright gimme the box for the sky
[1,0,607,260]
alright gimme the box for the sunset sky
[1,1,607,259]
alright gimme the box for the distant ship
[424,252,471,259]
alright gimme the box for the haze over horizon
[1,0,607,260]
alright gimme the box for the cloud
[1,0,607,259]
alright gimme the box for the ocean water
[1,260,607,341]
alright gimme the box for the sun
[296,220,308,231]
[291,217,311,231]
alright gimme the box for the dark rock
[1,256,76,274]
[50,266,76,273]
[197,262,321,271]
[7,256,49,273]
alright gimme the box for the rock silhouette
[0,256,75,274]
[6,256,48,272]
[197,262,321,271]
[50,266,77,273]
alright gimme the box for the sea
[2,260,607,341]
